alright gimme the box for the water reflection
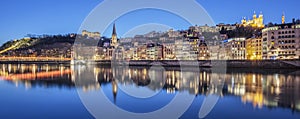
[0,64,300,113]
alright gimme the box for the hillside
[0,34,76,57]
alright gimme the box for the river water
[0,63,299,119]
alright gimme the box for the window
[263,38,267,41]
[285,26,289,29]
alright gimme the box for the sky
[0,0,299,44]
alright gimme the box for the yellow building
[246,38,263,60]
[241,12,264,28]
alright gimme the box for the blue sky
[0,0,299,44]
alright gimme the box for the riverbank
[0,60,300,69]
[94,60,300,69]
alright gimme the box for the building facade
[224,38,247,60]
[246,38,263,60]
[82,30,101,39]
[262,22,300,59]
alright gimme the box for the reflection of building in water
[112,80,118,103]
[224,71,300,111]
[0,64,72,89]
[2,64,300,112]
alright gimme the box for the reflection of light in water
[46,64,49,72]
[32,64,37,74]
[119,80,161,97]
[25,81,31,89]
[252,74,256,84]
[296,102,300,110]
[112,80,118,103]
[242,92,264,109]
[21,64,25,73]
[275,87,281,95]
[8,64,11,73]
[1,64,300,112]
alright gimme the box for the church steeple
[282,12,285,24]
[253,11,257,19]
[111,23,118,47]
[112,23,117,36]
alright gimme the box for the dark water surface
[0,64,299,119]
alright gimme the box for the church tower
[111,23,118,47]
[258,12,264,28]
[253,11,257,19]
[282,12,285,24]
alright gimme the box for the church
[241,12,264,28]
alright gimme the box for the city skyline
[1,0,299,44]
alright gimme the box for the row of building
[74,13,300,60]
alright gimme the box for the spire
[282,12,285,24]
[112,23,117,36]
[259,11,263,16]
[253,11,257,19]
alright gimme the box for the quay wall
[0,60,300,69]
